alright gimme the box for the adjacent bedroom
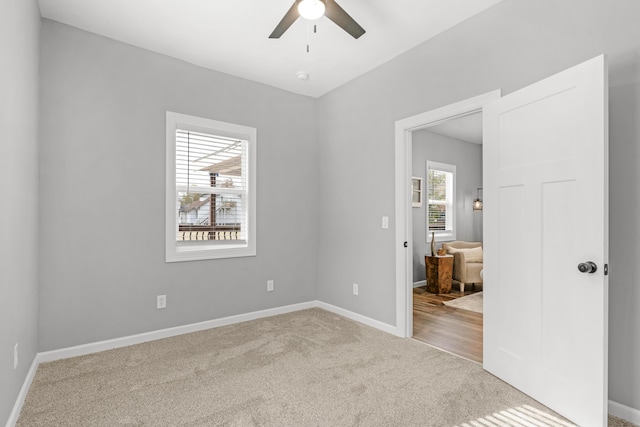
[411,111,485,363]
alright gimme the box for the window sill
[166,243,256,262]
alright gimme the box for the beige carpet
[17,308,635,426]
[443,291,483,314]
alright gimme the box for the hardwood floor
[412,286,483,363]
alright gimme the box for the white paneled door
[483,55,609,427]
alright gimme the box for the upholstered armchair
[441,241,483,293]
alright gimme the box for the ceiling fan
[269,0,366,40]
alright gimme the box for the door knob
[578,261,597,274]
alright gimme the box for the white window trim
[426,160,456,243]
[165,111,257,262]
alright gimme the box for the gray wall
[0,0,40,422]
[412,131,482,283]
[38,21,319,352]
[3,0,639,421]
[317,0,640,413]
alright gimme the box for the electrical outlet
[13,343,18,370]
[353,283,359,296]
[157,295,167,309]
[381,216,389,229]
[267,280,274,292]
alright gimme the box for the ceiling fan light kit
[269,0,365,40]
[298,0,325,20]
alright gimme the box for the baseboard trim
[413,280,426,288]
[5,356,39,427]
[316,301,398,335]
[36,300,397,363]
[609,400,640,425]
[38,301,317,363]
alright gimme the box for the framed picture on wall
[412,177,422,207]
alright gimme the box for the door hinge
[403,241,408,248]
[604,263,609,276]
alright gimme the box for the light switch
[382,216,389,229]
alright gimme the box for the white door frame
[394,90,501,338]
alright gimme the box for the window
[166,112,256,262]
[426,161,456,242]
[412,177,423,207]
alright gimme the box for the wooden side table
[425,255,453,294]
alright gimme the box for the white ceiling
[37,0,504,98]
[427,112,483,144]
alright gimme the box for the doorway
[393,90,500,340]
[410,112,484,362]
[394,56,609,426]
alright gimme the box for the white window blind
[176,130,248,243]
[427,161,456,242]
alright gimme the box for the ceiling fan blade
[324,0,365,39]
[269,1,301,39]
